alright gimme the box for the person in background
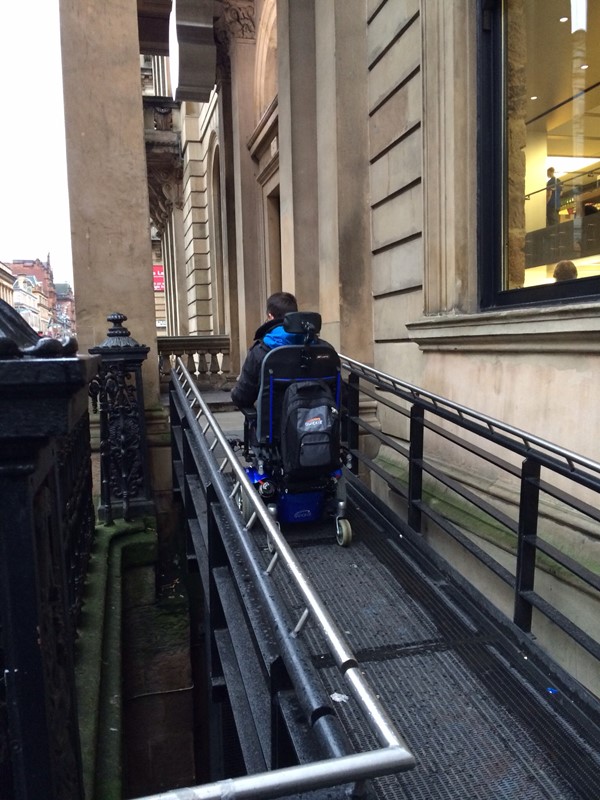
[553,260,578,282]
[546,167,561,226]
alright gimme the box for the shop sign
[153,265,165,292]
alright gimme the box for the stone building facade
[57,0,600,537]
[11,275,44,331]
[156,0,600,457]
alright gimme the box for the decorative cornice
[406,302,600,353]
[170,0,217,101]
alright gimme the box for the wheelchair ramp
[169,371,600,800]
[245,502,600,800]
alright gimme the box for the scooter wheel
[336,518,352,547]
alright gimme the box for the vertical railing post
[514,457,541,631]
[89,312,154,522]
[205,482,228,780]
[407,405,425,532]
[345,371,360,475]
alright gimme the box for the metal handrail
[340,353,600,479]
[134,358,416,800]
[339,352,600,669]
[135,748,412,800]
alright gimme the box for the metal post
[345,372,360,474]
[407,405,425,532]
[514,456,540,631]
[89,312,154,521]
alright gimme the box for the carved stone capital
[215,0,256,43]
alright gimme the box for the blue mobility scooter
[239,311,352,546]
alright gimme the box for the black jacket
[230,319,282,409]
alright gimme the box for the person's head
[266,292,298,320]
[553,260,578,281]
[547,167,555,178]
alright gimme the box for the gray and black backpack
[280,379,340,479]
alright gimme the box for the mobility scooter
[238,311,352,546]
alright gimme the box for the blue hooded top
[262,324,305,349]
[231,319,316,408]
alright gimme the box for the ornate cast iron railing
[89,313,154,523]
[0,298,97,800]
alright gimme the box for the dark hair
[553,260,578,281]
[267,292,298,318]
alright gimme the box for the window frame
[477,0,600,310]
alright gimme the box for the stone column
[215,66,241,372]
[422,0,478,313]
[59,0,159,403]
[217,1,261,353]
[147,152,186,336]
[315,0,372,361]
[277,0,320,310]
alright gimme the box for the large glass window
[482,0,600,306]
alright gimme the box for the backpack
[280,379,340,478]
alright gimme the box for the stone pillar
[315,0,372,361]
[277,0,320,310]
[216,70,241,372]
[179,106,209,336]
[163,209,186,336]
[147,151,186,336]
[59,0,159,403]
[216,1,261,353]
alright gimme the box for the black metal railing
[341,355,600,691]
[89,313,154,523]
[0,298,98,800]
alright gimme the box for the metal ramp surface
[165,368,600,800]
[243,492,600,800]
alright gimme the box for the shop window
[479,0,600,307]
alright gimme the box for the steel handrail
[135,359,416,800]
[340,353,600,478]
[135,747,412,800]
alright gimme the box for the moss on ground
[75,518,156,800]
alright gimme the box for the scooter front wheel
[336,518,352,547]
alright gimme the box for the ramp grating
[249,508,600,799]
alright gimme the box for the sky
[0,2,73,285]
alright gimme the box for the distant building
[7,258,76,336]
[0,261,13,306]
[12,275,41,331]
[54,282,77,336]
[10,258,57,311]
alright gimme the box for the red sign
[153,265,165,292]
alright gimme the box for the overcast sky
[0,2,73,284]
